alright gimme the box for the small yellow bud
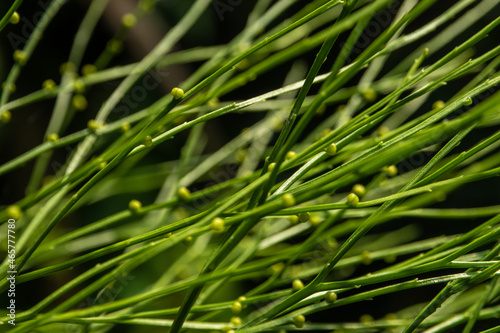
[432,100,445,110]
[3,82,16,93]
[60,62,76,74]
[286,151,296,160]
[0,111,12,124]
[73,79,85,93]
[241,170,253,178]
[309,215,322,227]
[121,122,131,132]
[235,58,249,70]
[237,296,247,307]
[271,262,284,274]
[46,133,59,142]
[82,64,97,76]
[298,212,310,223]
[327,237,338,249]
[325,143,337,155]
[320,129,332,139]
[231,301,242,314]
[156,125,165,134]
[292,315,306,328]
[140,0,154,11]
[6,205,22,220]
[107,39,123,53]
[177,187,191,200]
[360,250,372,265]
[384,253,397,263]
[42,79,56,90]
[360,314,374,323]
[347,193,359,207]
[237,42,250,53]
[234,148,247,163]
[288,215,299,224]
[352,184,366,197]
[207,97,219,108]
[128,199,142,212]
[325,291,337,303]
[292,279,304,291]
[143,135,153,147]
[73,94,88,110]
[121,13,137,28]
[171,87,184,99]
[10,12,20,24]
[362,88,377,102]
[87,119,103,131]
[377,126,390,137]
[230,317,242,326]
[282,193,295,207]
[268,162,276,171]
[210,217,225,233]
[383,165,398,177]
[13,50,27,65]
[385,313,398,321]
[316,104,326,115]
[271,117,283,131]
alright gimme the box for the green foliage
[1,0,500,332]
